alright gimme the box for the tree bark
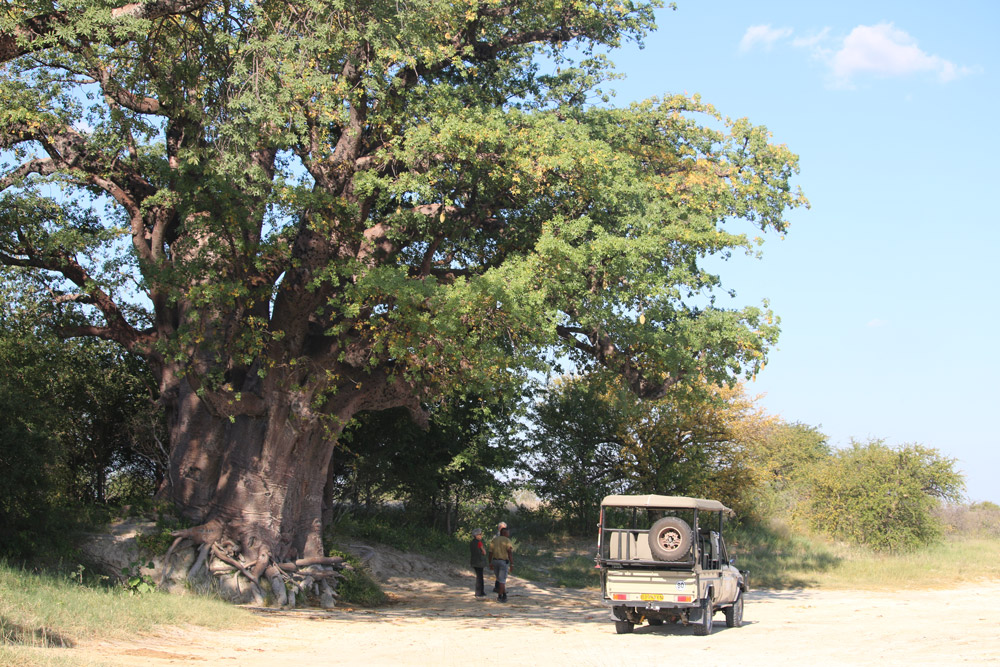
[159,382,336,562]
[155,360,417,587]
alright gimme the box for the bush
[935,502,1000,537]
[326,549,387,607]
[805,440,964,552]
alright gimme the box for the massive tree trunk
[162,382,333,561]
[153,359,421,605]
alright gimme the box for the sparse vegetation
[325,549,388,607]
[0,560,250,662]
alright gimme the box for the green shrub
[134,507,191,557]
[326,549,387,607]
[804,440,964,552]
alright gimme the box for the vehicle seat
[698,530,721,569]
[708,531,720,569]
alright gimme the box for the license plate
[640,594,664,601]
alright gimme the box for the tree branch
[555,323,684,400]
[0,0,216,64]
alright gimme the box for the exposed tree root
[157,522,348,608]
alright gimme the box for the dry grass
[0,561,252,665]
[802,536,1000,590]
[728,520,1000,591]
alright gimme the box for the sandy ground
[39,545,1000,666]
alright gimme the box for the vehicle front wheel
[615,620,635,634]
[693,598,713,636]
[725,592,744,628]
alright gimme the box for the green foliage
[323,549,387,607]
[335,568,387,608]
[333,394,519,532]
[1,0,806,422]
[759,421,831,488]
[805,440,965,552]
[523,373,777,531]
[521,374,629,534]
[0,275,162,561]
[328,508,466,559]
[616,380,776,518]
[120,560,156,596]
[745,420,831,520]
[134,508,191,557]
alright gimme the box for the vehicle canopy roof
[600,494,733,514]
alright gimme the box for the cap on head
[472,528,482,536]
[498,521,507,531]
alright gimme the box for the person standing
[492,521,507,593]
[469,528,488,599]
[489,526,514,603]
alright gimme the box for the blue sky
[601,1,999,502]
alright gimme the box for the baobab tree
[0,0,805,602]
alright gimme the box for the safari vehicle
[596,494,749,635]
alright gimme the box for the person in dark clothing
[469,528,488,599]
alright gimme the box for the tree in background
[0,273,159,558]
[752,420,830,519]
[617,380,774,517]
[522,374,630,533]
[1,0,805,582]
[524,374,776,529]
[806,439,964,551]
[758,421,830,489]
[331,394,519,533]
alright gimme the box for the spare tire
[648,516,693,561]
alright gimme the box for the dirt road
[58,547,1000,665]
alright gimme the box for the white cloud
[829,23,967,84]
[740,25,793,53]
[741,22,972,87]
[866,318,889,328]
[791,27,831,50]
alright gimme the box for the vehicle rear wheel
[615,620,635,634]
[693,598,713,636]
[725,592,744,628]
[648,517,693,562]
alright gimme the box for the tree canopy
[807,440,964,551]
[0,272,158,559]
[523,372,777,526]
[1,0,805,600]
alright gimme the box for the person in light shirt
[489,526,514,603]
